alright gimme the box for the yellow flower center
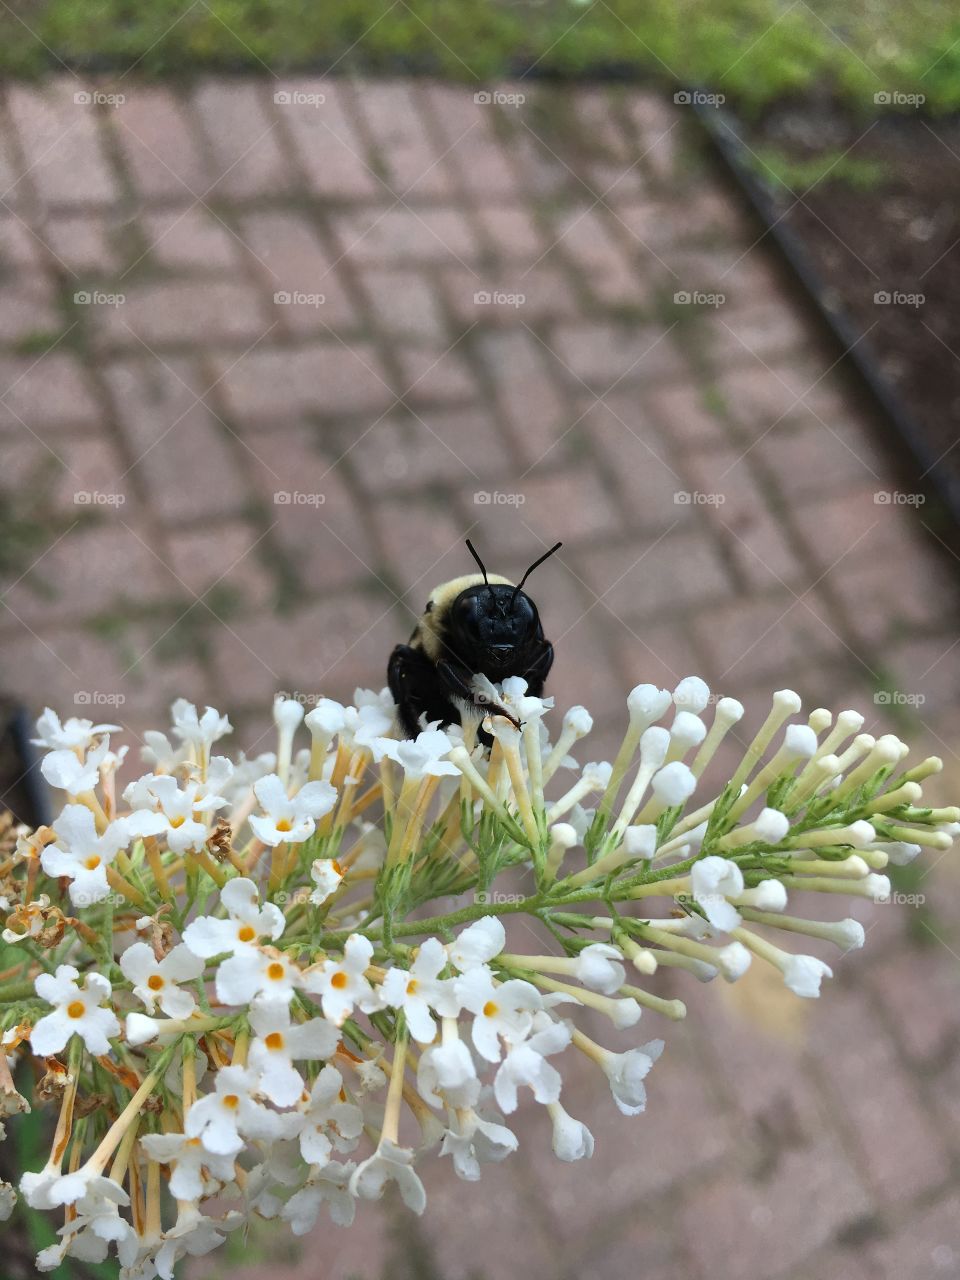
[147,975,165,991]
[330,971,348,990]
[222,1094,239,1109]
[267,962,285,981]
[67,1000,85,1019]
[406,979,419,996]
[331,860,343,875]
[84,855,101,870]
[482,1000,499,1018]
[237,924,256,943]
[264,1032,285,1051]
[169,815,186,829]
[275,819,293,833]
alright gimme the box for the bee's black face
[449,584,540,673]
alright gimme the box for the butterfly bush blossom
[0,683,956,1275]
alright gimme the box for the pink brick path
[1,73,959,1280]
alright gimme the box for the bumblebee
[388,539,562,740]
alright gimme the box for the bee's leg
[436,659,522,730]
[522,641,554,696]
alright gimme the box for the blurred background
[1,3,960,1277]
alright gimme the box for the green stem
[0,980,37,1003]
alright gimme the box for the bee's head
[441,539,562,673]
[450,582,538,672]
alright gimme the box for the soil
[719,107,960,516]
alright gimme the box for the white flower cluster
[0,680,955,1277]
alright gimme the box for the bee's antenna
[511,541,562,607]
[465,538,495,602]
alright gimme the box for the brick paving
[0,72,959,1280]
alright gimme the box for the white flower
[30,965,120,1057]
[627,684,673,726]
[342,702,395,751]
[673,676,711,713]
[40,806,131,908]
[448,917,506,972]
[33,709,119,751]
[455,967,542,1062]
[651,760,697,806]
[379,938,459,1042]
[782,953,833,998]
[153,1205,241,1280]
[282,1161,357,1233]
[40,737,111,793]
[549,1101,594,1161]
[182,877,284,959]
[140,1132,236,1202]
[309,858,344,906]
[248,1000,340,1107]
[440,1104,517,1180]
[185,1065,277,1155]
[574,944,626,995]
[215,946,301,1007]
[35,1166,129,1213]
[691,855,745,931]
[125,1012,164,1046]
[376,727,460,779]
[876,840,921,866]
[350,1139,426,1214]
[305,698,348,741]
[599,1040,664,1115]
[20,1165,64,1211]
[670,711,707,752]
[303,934,381,1026]
[296,1065,364,1165]
[170,699,232,752]
[119,943,204,1018]
[140,728,182,770]
[417,1034,480,1109]
[248,774,337,847]
[123,774,226,854]
[0,1181,15,1222]
[493,1014,570,1114]
[736,879,788,911]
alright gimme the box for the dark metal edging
[695,100,960,536]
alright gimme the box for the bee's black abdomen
[388,643,461,737]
